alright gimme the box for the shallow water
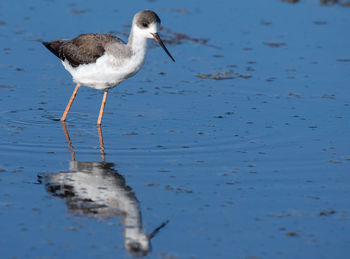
[0,0,349,258]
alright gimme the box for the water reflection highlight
[44,123,168,256]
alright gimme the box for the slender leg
[97,89,108,125]
[97,124,105,162]
[60,83,80,122]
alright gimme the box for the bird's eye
[142,22,148,28]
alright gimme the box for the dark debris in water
[261,19,272,25]
[164,185,193,194]
[322,94,336,99]
[263,41,287,48]
[268,212,291,218]
[10,167,24,173]
[239,74,252,79]
[42,113,60,121]
[70,8,91,14]
[288,92,301,98]
[159,26,221,49]
[336,58,350,62]
[314,20,328,25]
[213,54,224,58]
[319,209,336,216]
[0,84,16,89]
[196,72,234,80]
[266,77,277,82]
[285,231,299,237]
[281,0,299,3]
[320,0,350,7]
[328,159,343,164]
[196,70,252,80]
[282,0,350,6]
[123,131,138,136]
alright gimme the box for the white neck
[128,26,148,58]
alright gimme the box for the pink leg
[97,89,108,125]
[60,83,80,122]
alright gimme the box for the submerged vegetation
[281,0,350,6]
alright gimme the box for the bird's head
[133,10,175,62]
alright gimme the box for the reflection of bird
[43,123,168,256]
[46,161,151,256]
[42,10,175,125]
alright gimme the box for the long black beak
[151,33,175,62]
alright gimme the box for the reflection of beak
[147,220,169,239]
[151,33,175,62]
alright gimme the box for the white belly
[62,53,145,90]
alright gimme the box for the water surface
[0,0,349,258]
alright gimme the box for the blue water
[0,0,349,258]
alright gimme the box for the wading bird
[43,10,175,125]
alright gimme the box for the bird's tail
[42,40,67,59]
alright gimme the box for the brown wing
[42,40,68,59]
[43,33,125,67]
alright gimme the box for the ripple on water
[0,109,94,126]
[0,107,305,165]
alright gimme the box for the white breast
[62,49,146,90]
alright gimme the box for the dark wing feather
[42,40,68,59]
[43,33,124,67]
